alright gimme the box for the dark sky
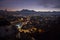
[0,0,60,11]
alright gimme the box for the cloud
[53,4,60,9]
[0,0,60,11]
[38,0,60,9]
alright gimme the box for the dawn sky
[0,0,60,11]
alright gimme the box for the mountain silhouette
[0,9,60,16]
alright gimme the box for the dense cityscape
[0,9,60,40]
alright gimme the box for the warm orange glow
[38,29,45,32]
